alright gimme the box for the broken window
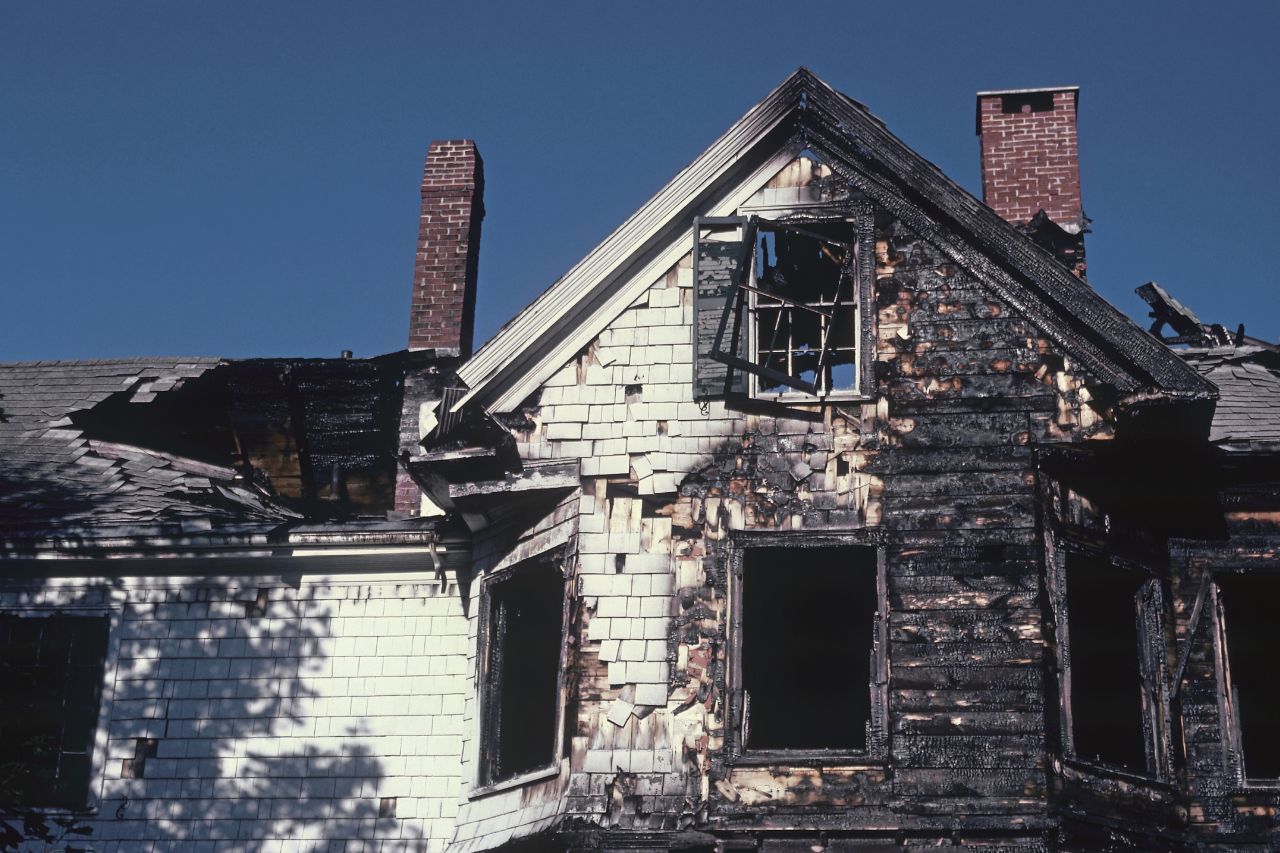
[730,543,885,757]
[693,208,871,400]
[1216,573,1280,781]
[0,615,109,809]
[1058,554,1166,775]
[478,560,568,786]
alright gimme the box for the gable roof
[458,68,1213,412]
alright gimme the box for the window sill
[750,391,873,405]
[1059,757,1172,790]
[467,762,561,800]
[731,749,884,768]
[1231,780,1280,794]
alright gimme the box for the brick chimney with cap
[395,139,484,517]
[976,86,1087,277]
[407,139,484,356]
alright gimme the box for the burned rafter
[1136,281,1234,347]
[417,388,520,478]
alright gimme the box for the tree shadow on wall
[1,573,425,852]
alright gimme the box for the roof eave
[0,516,469,569]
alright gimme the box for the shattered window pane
[1217,573,1280,779]
[480,562,564,785]
[740,546,877,751]
[1064,556,1148,772]
[0,615,109,808]
[711,218,859,397]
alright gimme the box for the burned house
[2,69,1279,851]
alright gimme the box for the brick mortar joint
[420,187,482,197]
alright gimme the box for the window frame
[0,605,121,815]
[723,530,888,766]
[1045,536,1173,782]
[731,198,875,403]
[1211,570,1280,790]
[472,557,573,795]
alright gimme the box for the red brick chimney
[395,140,484,518]
[976,87,1087,277]
[407,140,484,356]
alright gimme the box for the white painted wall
[2,570,470,853]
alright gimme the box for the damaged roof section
[1137,282,1280,451]
[1181,346,1280,449]
[0,358,250,542]
[0,352,452,552]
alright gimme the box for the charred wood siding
[448,203,1117,851]
[1174,533,1280,845]
[872,219,1050,830]
[223,359,407,512]
[1037,448,1280,847]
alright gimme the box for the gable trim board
[457,68,1212,414]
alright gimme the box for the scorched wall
[449,192,1107,852]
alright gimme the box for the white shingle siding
[1,572,470,852]
[491,260,730,826]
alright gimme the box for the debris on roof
[1138,280,1241,347]
[0,353,442,547]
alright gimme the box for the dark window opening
[708,218,860,397]
[1065,556,1148,772]
[480,562,565,785]
[741,546,877,751]
[1001,91,1054,114]
[1217,573,1280,779]
[0,615,109,809]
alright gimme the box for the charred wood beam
[445,458,581,499]
[1170,572,1212,700]
[1137,281,1232,347]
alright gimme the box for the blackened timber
[791,75,1212,395]
[892,710,1043,736]
[893,768,1045,799]
[891,642,1041,668]
[892,735,1045,769]
[892,665,1043,692]
[891,688,1043,711]
[882,471,1034,498]
[889,319,1037,350]
[861,446,1031,474]
[889,609,1041,643]
[891,348,1041,377]
[885,413,1032,448]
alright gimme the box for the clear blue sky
[3,2,1277,361]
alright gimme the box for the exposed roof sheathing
[0,358,294,542]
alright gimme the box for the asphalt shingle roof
[1181,346,1280,445]
[0,358,296,543]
